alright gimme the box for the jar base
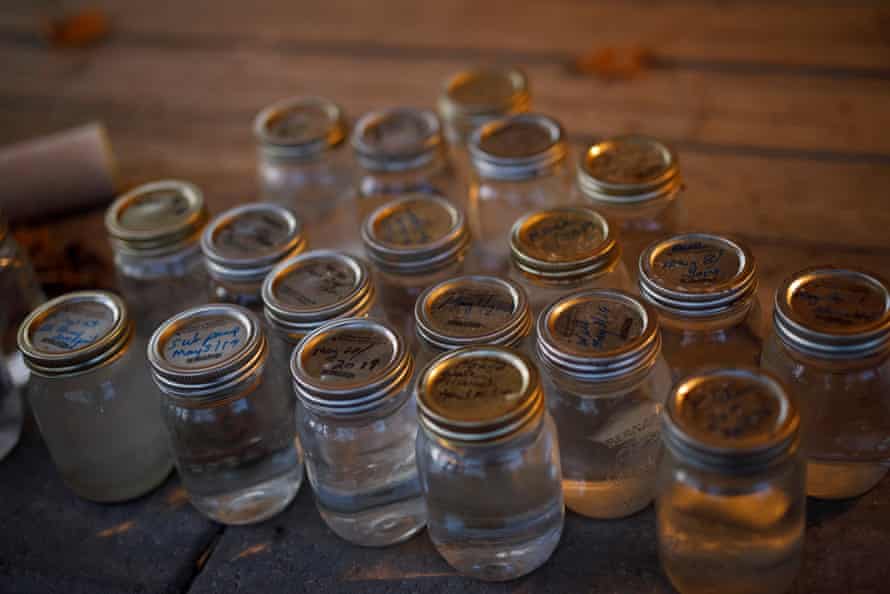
[806,460,887,500]
[563,476,654,519]
[317,495,426,547]
[191,466,303,525]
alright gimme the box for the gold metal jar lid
[351,107,444,172]
[510,207,620,282]
[253,96,347,160]
[201,203,306,283]
[291,318,414,414]
[664,367,799,472]
[415,275,532,351]
[437,67,530,137]
[578,135,682,204]
[469,113,567,180]
[105,180,208,257]
[416,346,544,443]
[639,233,757,318]
[361,194,471,275]
[17,290,132,377]
[773,266,890,359]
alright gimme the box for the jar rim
[577,135,681,204]
[254,96,347,159]
[351,107,444,172]
[469,113,566,180]
[438,66,530,120]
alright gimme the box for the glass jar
[639,233,762,381]
[105,180,211,340]
[361,193,471,339]
[536,289,672,518]
[291,318,426,546]
[201,202,307,312]
[657,367,805,594]
[415,346,564,581]
[18,291,172,501]
[761,266,890,499]
[509,206,631,316]
[467,113,571,273]
[148,304,303,524]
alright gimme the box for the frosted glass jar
[291,318,425,546]
[18,291,171,501]
[761,267,890,499]
[416,346,564,581]
[148,304,303,525]
[536,289,671,518]
[657,368,805,594]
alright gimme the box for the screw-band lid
[469,113,567,180]
[351,107,444,172]
[438,67,530,141]
[578,135,681,205]
[254,96,347,160]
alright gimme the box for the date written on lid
[553,299,643,352]
[163,316,245,368]
[652,240,740,287]
[373,200,452,246]
[214,211,292,258]
[31,302,115,353]
[429,357,525,421]
[790,277,887,330]
[304,329,395,385]
[429,287,515,335]
[276,259,357,308]
[522,214,604,261]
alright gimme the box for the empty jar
[416,346,564,581]
[657,368,804,594]
[18,291,172,501]
[639,233,762,380]
[201,202,307,311]
[291,318,426,546]
[148,304,303,525]
[105,180,210,339]
[510,206,631,315]
[761,267,890,499]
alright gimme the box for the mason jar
[657,367,805,594]
[416,346,564,581]
[536,289,671,518]
[361,193,471,339]
[201,202,307,311]
[509,206,631,316]
[762,266,890,499]
[18,291,172,501]
[148,304,303,525]
[467,113,571,273]
[639,233,762,381]
[105,180,211,340]
[291,318,426,546]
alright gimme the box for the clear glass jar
[761,266,890,499]
[105,180,211,340]
[18,291,172,501]
[657,367,805,594]
[361,193,471,340]
[639,233,762,381]
[536,289,671,518]
[509,206,631,316]
[201,202,307,312]
[467,113,571,274]
[291,318,426,546]
[415,346,564,581]
[148,304,303,525]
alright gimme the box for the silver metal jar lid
[663,367,799,472]
[262,250,375,338]
[105,180,208,257]
[351,107,444,172]
[469,113,566,181]
[416,346,544,443]
[510,207,620,282]
[639,233,757,318]
[253,96,347,160]
[291,318,414,415]
[147,304,266,400]
[578,135,682,204]
[17,290,132,377]
[361,194,471,275]
[537,289,660,382]
[201,203,306,283]
[773,266,890,359]
[415,275,532,351]
[438,67,530,132]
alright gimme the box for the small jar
[291,318,426,546]
[361,194,471,338]
[201,202,307,311]
[468,113,571,273]
[18,291,172,501]
[536,289,672,518]
[657,368,805,594]
[639,233,762,380]
[105,180,211,340]
[148,304,303,524]
[416,346,564,581]
[413,275,533,370]
[761,267,890,499]
[509,206,631,315]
